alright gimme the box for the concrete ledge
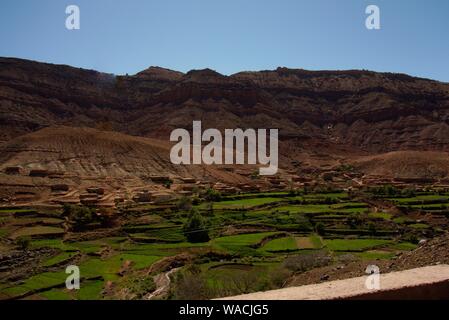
[218,265,449,300]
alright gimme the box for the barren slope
[0,126,256,188]
[351,151,449,179]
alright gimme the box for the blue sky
[1,0,449,81]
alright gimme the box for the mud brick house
[50,184,70,192]
[29,169,49,177]
[3,166,24,175]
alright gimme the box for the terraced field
[0,188,444,300]
[388,194,449,214]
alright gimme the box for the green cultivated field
[324,239,393,251]
[0,188,441,300]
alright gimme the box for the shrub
[371,184,400,197]
[283,251,332,273]
[337,164,354,172]
[288,188,300,196]
[322,173,334,182]
[348,216,363,229]
[163,179,173,189]
[177,196,192,211]
[269,267,292,288]
[17,236,30,250]
[337,253,356,263]
[315,222,326,236]
[368,222,377,235]
[324,197,337,204]
[172,267,211,300]
[401,188,416,198]
[203,202,214,216]
[295,215,313,231]
[404,233,419,244]
[192,197,201,205]
[124,275,156,299]
[204,188,222,202]
[250,171,259,180]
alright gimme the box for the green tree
[64,204,96,231]
[368,222,377,235]
[315,222,325,236]
[204,188,222,202]
[183,209,210,243]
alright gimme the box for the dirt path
[145,267,180,300]
[343,173,362,186]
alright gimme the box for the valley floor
[0,187,448,300]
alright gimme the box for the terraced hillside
[1,186,446,300]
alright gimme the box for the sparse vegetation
[283,251,332,272]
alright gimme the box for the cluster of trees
[204,188,222,202]
[176,188,224,243]
[63,204,118,231]
[63,204,98,231]
[163,178,174,189]
[176,188,221,212]
[348,214,378,235]
[182,209,210,243]
[172,264,291,300]
[283,251,332,273]
[295,214,313,232]
[370,185,416,197]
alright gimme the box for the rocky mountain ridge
[2,57,449,154]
